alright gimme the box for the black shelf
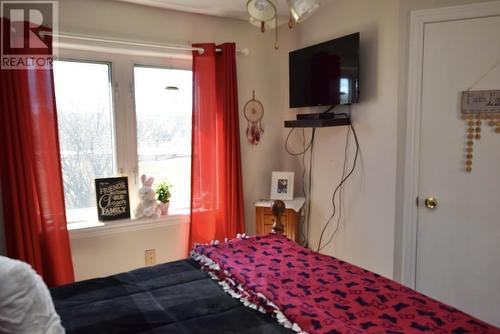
[284,117,351,128]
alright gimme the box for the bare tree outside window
[53,60,115,221]
[53,61,192,222]
[134,66,192,211]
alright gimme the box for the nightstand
[254,197,305,242]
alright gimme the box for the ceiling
[114,0,290,24]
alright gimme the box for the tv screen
[289,32,359,108]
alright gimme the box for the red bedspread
[192,234,499,334]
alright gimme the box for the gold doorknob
[424,197,438,209]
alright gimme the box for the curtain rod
[43,32,250,56]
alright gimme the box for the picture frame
[270,171,295,201]
[95,177,131,221]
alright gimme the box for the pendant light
[287,0,319,23]
[249,16,276,31]
[247,0,277,32]
[164,58,179,91]
[247,0,320,50]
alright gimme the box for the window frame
[56,48,192,223]
[53,58,117,222]
[132,63,193,211]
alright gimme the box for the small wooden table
[255,197,305,242]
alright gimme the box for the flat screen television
[289,32,360,108]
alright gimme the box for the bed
[51,233,500,334]
[50,258,292,333]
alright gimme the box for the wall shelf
[284,117,351,128]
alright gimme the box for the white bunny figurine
[134,175,161,219]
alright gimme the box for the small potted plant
[155,180,172,216]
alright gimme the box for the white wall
[278,0,400,278]
[69,220,189,280]
[58,0,284,279]
[277,0,493,280]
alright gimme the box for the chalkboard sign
[95,177,131,221]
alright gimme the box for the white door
[416,13,500,326]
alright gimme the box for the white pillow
[0,256,65,334]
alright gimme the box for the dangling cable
[319,123,350,251]
[305,128,316,247]
[285,128,314,156]
[299,129,307,245]
[285,106,337,248]
[274,16,279,49]
[317,107,360,252]
[285,127,315,247]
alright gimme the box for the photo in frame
[270,171,295,201]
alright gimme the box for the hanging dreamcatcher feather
[243,91,264,145]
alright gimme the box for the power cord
[317,107,360,252]
[285,128,314,156]
[319,120,350,251]
[305,128,315,247]
[285,127,316,247]
[286,105,341,247]
[299,129,307,244]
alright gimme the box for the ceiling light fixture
[287,0,320,23]
[247,0,277,33]
[249,16,276,31]
[247,0,319,50]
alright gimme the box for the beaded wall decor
[461,90,500,173]
[244,91,264,145]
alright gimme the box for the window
[53,60,115,222]
[53,54,192,223]
[340,78,350,105]
[134,66,192,210]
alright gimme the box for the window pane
[134,66,192,211]
[53,60,115,222]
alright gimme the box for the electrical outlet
[145,249,156,266]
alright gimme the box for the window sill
[68,212,190,239]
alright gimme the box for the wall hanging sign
[461,90,500,173]
[244,90,264,145]
[95,177,131,221]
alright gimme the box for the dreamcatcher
[244,91,264,145]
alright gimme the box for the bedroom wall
[58,0,283,278]
[278,0,493,280]
[278,0,400,279]
[69,220,190,280]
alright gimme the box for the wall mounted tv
[289,32,360,108]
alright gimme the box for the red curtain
[189,43,245,248]
[0,67,75,287]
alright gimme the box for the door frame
[401,1,500,288]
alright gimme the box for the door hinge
[416,196,419,206]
